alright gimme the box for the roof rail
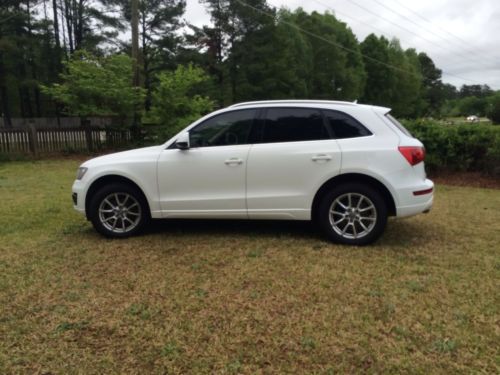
[229,99,358,108]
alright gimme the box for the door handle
[224,158,244,165]
[312,154,332,162]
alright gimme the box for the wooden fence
[0,125,131,156]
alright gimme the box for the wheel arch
[311,173,397,221]
[85,175,151,220]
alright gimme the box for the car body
[72,100,433,245]
[466,115,479,123]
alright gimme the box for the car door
[246,107,342,220]
[157,109,257,218]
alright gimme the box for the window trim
[321,109,373,139]
[256,106,333,144]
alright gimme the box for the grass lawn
[0,159,499,373]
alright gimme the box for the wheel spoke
[337,201,348,210]
[112,217,118,230]
[114,193,121,206]
[359,220,369,232]
[124,216,135,225]
[357,196,364,208]
[359,216,376,221]
[99,208,114,213]
[333,217,347,225]
[103,198,115,209]
[359,205,374,212]
[352,222,357,238]
[348,193,352,208]
[103,216,116,223]
[330,210,345,216]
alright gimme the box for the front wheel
[88,183,149,238]
[318,183,388,245]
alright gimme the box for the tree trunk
[0,48,12,128]
[141,12,150,111]
[64,0,74,53]
[130,0,141,133]
[131,0,140,87]
[52,0,61,49]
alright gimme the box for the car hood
[82,145,164,167]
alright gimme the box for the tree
[119,0,185,110]
[148,64,214,137]
[41,51,145,121]
[198,0,273,104]
[360,34,395,107]
[418,52,444,114]
[459,84,493,98]
[292,9,365,100]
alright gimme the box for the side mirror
[175,132,190,150]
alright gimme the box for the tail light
[398,146,425,166]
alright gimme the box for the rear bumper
[396,178,434,217]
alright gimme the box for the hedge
[402,120,500,176]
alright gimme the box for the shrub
[403,120,500,175]
[486,95,500,125]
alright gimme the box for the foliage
[1,0,499,124]
[403,120,500,175]
[147,64,214,139]
[41,51,145,120]
[360,35,423,117]
[486,95,500,124]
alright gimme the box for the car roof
[228,100,390,114]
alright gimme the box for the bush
[486,95,500,124]
[403,120,500,175]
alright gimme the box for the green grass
[0,159,499,373]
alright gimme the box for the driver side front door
[157,109,257,218]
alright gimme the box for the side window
[261,108,329,143]
[324,110,372,139]
[189,109,256,147]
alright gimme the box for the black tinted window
[261,108,329,143]
[325,110,371,139]
[190,109,256,147]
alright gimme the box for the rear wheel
[318,183,388,245]
[88,183,149,238]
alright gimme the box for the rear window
[324,110,372,139]
[385,113,412,137]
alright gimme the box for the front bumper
[72,179,86,215]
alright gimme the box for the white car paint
[72,100,433,223]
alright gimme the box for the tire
[88,183,150,238]
[318,183,388,246]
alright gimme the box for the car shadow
[142,217,438,248]
[144,218,321,241]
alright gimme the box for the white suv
[72,100,433,245]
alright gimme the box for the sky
[184,0,500,90]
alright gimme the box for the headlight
[76,167,88,180]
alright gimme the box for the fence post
[27,123,38,157]
[82,118,93,152]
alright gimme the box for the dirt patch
[430,171,500,189]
